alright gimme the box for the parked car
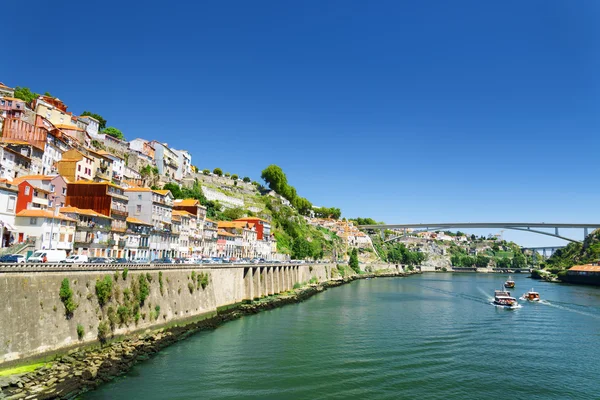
[88,257,111,264]
[62,254,89,264]
[152,257,174,264]
[114,258,129,264]
[0,254,26,263]
[28,250,67,263]
[131,258,149,264]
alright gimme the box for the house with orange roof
[60,207,113,257]
[33,96,79,131]
[0,97,27,121]
[12,175,68,209]
[14,209,76,252]
[56,149,94,182]
[124,217,152,260]
[0,82,14,97]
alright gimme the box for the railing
[0,262,310,273]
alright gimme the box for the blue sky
[3,0,599,246]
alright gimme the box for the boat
[504,276,515,288]
[493,289,519,309]
[520,288,540,302]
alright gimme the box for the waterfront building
[14,209,76,252]
[13,175,68,210]
[203,218,218,257]
[234,217,271,240]
[60,207,112,257]
[125,217,152,260]
[66,182,129,257]
[15,180,50,213]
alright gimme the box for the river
[83,273,600,399]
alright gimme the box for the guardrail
[0,262,311,273]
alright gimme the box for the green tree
[261,165,288,194]
[497,257,511,269]
[213,168,223,176]
[512,252,527,269]
[475,255,490,268]
[81,111,107,130]
[349,248,360,273]
[162,183,181,198]
[292,237,312,259]
[224,172,231,178]
[450,254,462,266]
[293,197,313,216]
[231,174,239,180]
[461,255,475,267]
[203,169,210,175]
[13,86,39,103]
[222,207,245,220]
[243,176,251,183]
[102,127,125,141]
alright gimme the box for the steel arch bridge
[358,223,600,243]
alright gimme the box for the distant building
[151,141,179,180]
[172,149,192,180]
[56,149,94,182]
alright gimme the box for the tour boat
[504,276,515,288]
[520,288,540,302]
[493,289,519,309]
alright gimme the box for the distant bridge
[521,246,567,258]
[358,223,600,243]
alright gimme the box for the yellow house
[34,97,78,129]
[56,149,94,182]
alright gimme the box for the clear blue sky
[3,0,599,246]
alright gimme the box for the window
[45,232,50,239]
[78,165,81,172]
[30,218,37,225]
[138,194,142,200]
[49,200,53,207]
[6,196,15,212]
[136,204,141,215]
[52,233,57,240]
[59,233,65,242]
[50,184,55,192]
[24,186,30,195]
[68,234,73,242]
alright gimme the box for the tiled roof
[16,209,76,222]
[126,217,153,226]
[217,230,235,237]
[172,210,195,218]
[125,187,152,192]
[153,190,171,196]
[174,199,199,207]
[569,264,600,272]
[11,175,56,185]
[60,206,112,219]
[55,124,84,131]
[235,217,270,224]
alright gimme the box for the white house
[172,149,192,180]
[15,209,76,252]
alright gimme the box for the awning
[0,221,16,231]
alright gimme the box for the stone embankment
[0,270,412,400]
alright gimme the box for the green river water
[83,273,600,399]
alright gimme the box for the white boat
[493,289,520,309]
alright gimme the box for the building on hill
[81,148,113,182]
[0,82,14,97]
[0,140,44,176]
[66,181,129,258]
[0,145,32,180]
[14,209,76,252]
[203,218,218,257]
[16,180,50,213]
[33,96,77,129]
[172,149,192,180]
[124,187,174,260]
[234,217,271,240]
[56,149,94,181]
[151,141,179,181]
[13,175,68,209]
[60,207,112,257]
[129,138,155,160]
[1,116,48,152]
[0,97,27,120]
[76,115,100,139]
[98,151,125,184]
[125,217,152,260]
[0,180,18,248]
[55,124,91,148]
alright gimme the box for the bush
[122,268,128,281]
[349,248,360,273]
[98,321,110,343]
[213,168,223,176]
[293,282,302,289]
[441,267,447,272]
[138,274,150,305]
[113,271,119,282]
[146,273,153,283]
[203,169,210,175]
[95,275,113,307]
[107,306,118,330]
[197,272,209,289]
[77,324,84,340]
[117,305,131,325]
[59,278,78,318]
[155,305,160,314]
[188,282,194,294]
[159,271,164,296]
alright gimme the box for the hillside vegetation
[544,229,600,270]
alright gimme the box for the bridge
[358,223,600,243]
[521,246,567,258]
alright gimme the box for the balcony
[118,240,127,248]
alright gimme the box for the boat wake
[538,300,600,320]
[416,284,490,305]
[491,302,522,310]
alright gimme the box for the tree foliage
[349,248,360,273]
[13,86,39,103]
[261,165,288,194]
[386,243,426,265]
[213,168,223,176]
[81,111,107,130]
[102,127,125,141]
[243,176,251,183]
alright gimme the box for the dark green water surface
[83,274,600,399]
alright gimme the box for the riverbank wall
[0,263,340,366]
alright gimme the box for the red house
[234,217,271,240]
[16,181,50,213]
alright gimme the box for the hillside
[544,229,600,270]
